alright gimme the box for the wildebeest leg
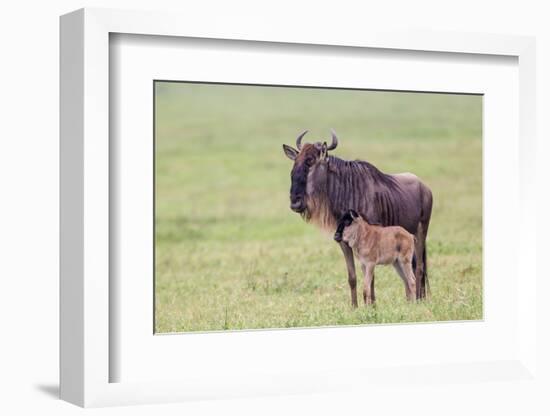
[414,223,426,299]
[370,269,376,303]
[361,263,375,304]
[363,262,375,305]
[415,185,433,299]
[340,242,358,307]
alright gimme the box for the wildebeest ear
[320,141,328,159]
[349,209,359,220]
[282,144,299,160]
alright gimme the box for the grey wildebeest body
[282,130,432,306]
[333,210,417,303]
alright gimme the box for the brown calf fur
[334,210,416,304]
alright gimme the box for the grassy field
[154,82,482,333]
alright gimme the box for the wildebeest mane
[303,155,404,231]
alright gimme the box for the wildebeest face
[285,142,326,213]
[334,209,359,243]
[283,130,338,213]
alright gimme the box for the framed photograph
[60,8,539,408]
[152,81,481,332]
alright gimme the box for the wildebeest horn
[327,129,338,151]
[296,130,308,150]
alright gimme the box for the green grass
[154,82,483,333]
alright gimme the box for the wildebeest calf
[334,209,416,304]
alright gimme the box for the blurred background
[154,82,482,333]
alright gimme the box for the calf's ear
[350,209,359,220]
[282,144,299,160]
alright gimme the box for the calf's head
[282,130,338,213]
[334,209,360,244]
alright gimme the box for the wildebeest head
[333,209,359,243]
[282,130,338,213]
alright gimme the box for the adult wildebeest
[282,130,432,307]
[333,209,417,303]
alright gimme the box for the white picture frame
[60,7,539,408]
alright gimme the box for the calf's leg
[361,263,375,304]
[363,262,376,306]
[393,261,411,300]
[398,258,417,302]
[340,242,358,308]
